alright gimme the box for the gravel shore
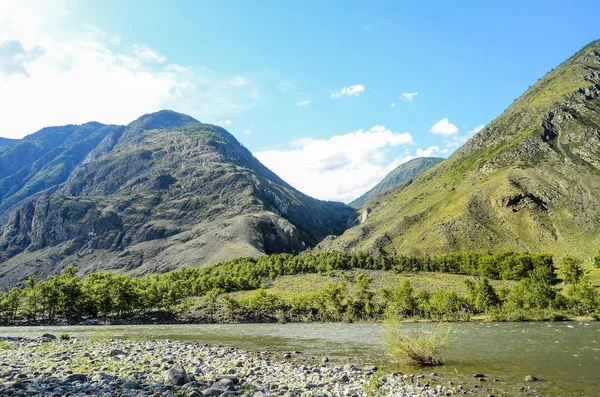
[0,335,479,397]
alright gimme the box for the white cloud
[331,84,365,98]
[229,75,251,87]
[242,127,252,135]
[0,40,44,76]
[416,146,440,157]
[214,120,232,127]
[131,44,165,64]
[255,125,413,203]
[467,124,485,136]
[0,1,261,138]
[400,91,418,101]
[446,124,485,148]
[296,99,311,107]
[430,118,458,136]
[389,102,396,108]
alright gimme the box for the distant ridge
[349,157,444,209]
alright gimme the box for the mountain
[0,123,117,226]
[318,40,600,259]
[0,110,355,287]
[0,138,17,147]
[349,157,444,209]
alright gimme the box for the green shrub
[59,333,70,340]
[383,321,452,366]
[0,340,11,350]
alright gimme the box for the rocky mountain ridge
[0,111,355,287]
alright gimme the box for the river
[1,321,598,396]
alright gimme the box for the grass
[0,340,11,350]
[90,331,116,341]
[383,321,452,366]
[229,269,513,300]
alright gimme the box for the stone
[5,382,26,390]
[164,364,189,386]
[365,365,378,372]
[202,388,226,396]
[322,357,329,363]
[524,375,539,382]
[210,378,235,391]
[109,349,128,356]
[186,391,202,397]
[63,374,88,383]
[473,373,485,378]
[122,381,140,390]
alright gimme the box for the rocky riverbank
[0,335,482,397]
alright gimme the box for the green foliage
[593,253,600,269]
[60,333,70,340]
[0,340,11,350]
[465,278,500,313]
[383,321,452,366]
[0,250,597,324]
[562,256,585,284]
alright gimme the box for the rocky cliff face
[319,41,600,259]
[0,111,355,287]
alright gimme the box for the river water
[1,322,598,396]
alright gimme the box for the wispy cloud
[255,125,413,202]
[0,40,44,76]
[131,44,166,64]
[430,118,458,136]
[0,1,262,138]
[400,91,419,101]
[296,99,311,107]
[446,124,485,148]
[331,84,365,98]
[389,102,396,108]
[214,120,232,127]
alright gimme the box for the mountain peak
[129,110,198,131]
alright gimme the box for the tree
[562,257,585,284]
[21,277,41,322]
[392,279,417,317]
[4,287,22,323]
[82,273,115,317]
[57,267,83,320]
[465,278,499,313]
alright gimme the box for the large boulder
[164,363,189,386]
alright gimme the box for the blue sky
[1,0,599,202]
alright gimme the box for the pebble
[0,335,488,397]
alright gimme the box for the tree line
[0,251,598,324]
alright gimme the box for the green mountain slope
[349,157,444,209]
[319,40,600,259]
[0,123,117,226]
[0,111,355,287]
